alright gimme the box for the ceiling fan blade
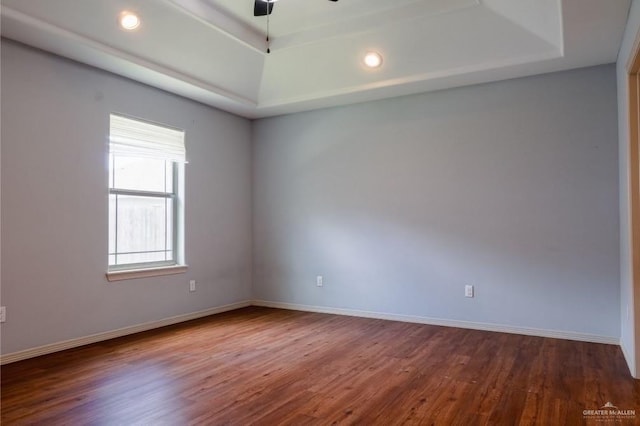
[254,0,274,16]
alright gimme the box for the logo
[601,402,619,410]
[583,402,636,422]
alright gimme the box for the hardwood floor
[2,307,638,425]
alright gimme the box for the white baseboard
[252,300,620,346]
[2,299,621,365]
[0,300,252,365]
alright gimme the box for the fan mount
[254,0,338,17]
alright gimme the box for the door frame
[626,34,640,378]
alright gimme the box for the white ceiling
[0,0,631,118]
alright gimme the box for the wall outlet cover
[465,285,474,298]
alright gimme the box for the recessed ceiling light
[119,11,140,31]
[363,51,383,68]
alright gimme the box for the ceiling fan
[254,0,339,17]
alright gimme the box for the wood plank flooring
[1,307,638,425]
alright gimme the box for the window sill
[106,265,188,282]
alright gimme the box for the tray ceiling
[0,0,631,118]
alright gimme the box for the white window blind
[110,114,186,163]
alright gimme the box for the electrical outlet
[189,280,196,292]
[316,276,323,287]
[465,285,474,298]
[0,306,6,323]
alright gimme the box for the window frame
[106,114,187,281]
[108,158,178,271]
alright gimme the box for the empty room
[2,0,640,424]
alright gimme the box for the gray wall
[617,0,640,378]
[1,41,253,355]
[0,39,623,358]
[253,65,620,339]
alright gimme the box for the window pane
[116,252,168,265]
[109,194,116,263]
[115,195,171,264]
[165,161,174,193]
[113,156,169,193]
[109,154,114,188]
[166,197,174,254]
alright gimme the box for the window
[107,114,186,279]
